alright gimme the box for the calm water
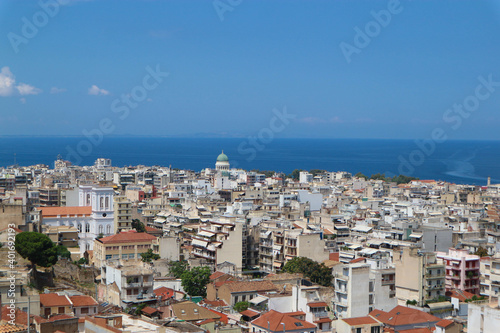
[0,137,499,185]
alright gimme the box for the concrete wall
[159,236,180,261]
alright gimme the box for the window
[86,194,90,205]
[100,197,104,209]
[355,328,362,333]
[85,223,90,233]
[129,253,135,259]
[105,197,109,209]
[58,307,65,314]
[99,225,103,234]
[78,224,82,233]
[106,255,112,260]
[106,225,111,234]
[371,326,380,333]
[81,307,89,314]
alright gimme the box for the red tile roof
[240,309,260,318]
[39,206,92,217]
[202,299,227,307]
[342,316,379,326]
[98,229,157,244]
[141,306,162,315]
[307,302,328,308]
[210,271,226,280]
[40,293,72,307]
[436,319,454,328]
[251,310,316,331]
[69,295,98,307]
[446,289,476,302]
[350,257,366,264]
[369,305,440,327]
[154,286,175,299]
[207,308,228,324]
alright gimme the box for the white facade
[468,301,500,333]
[78,185,114,253]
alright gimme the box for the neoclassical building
[39,185,115,254]
[215,150,230,171]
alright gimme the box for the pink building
[437,248,480,294]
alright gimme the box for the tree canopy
[180,266,211,297]
[282,257,332,287]
[140,249,160,262]
[169,260,189,278]
[55,245,71,260]
[475,247,489,257]
[233,301,250,312]
[132,219,146,233]
[15,232,58,267]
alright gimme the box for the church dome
[216,151,229,162]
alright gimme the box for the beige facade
[395,247,445,306]
[114,196,132,233]
[93,230,159,267]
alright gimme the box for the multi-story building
[437,248,480,294]
[190,219,243,271]
[114,196,132,233]
[39,187,60,206]
[93,230,159,268]
[100,263,156,307]
[479,255,500,303]
[332,263,396,319]
[260,229,329,273]
[395,247,446,306]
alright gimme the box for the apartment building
[479,255,500,303]
[190,219,243,270]
[437,248,480,294]
[332,262,396,319]
[395,247,446,306]
[100,263,155,307]
[114,196,133,233]
[93,230,159,268]
[260,229,328,273]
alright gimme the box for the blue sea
[0,137,499,185]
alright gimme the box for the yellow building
[93,230,159,267]
[114,196,133,233]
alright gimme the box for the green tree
[169,260,189,278]
[355,172,368,180]
[181,266,211,297]
[141,249,160,263]
[131,219,146,233]
[475,247,489,257]
[15,232,58,268]
[309,169,326,177]
[234,301,250,312]
[370,173,387,181]
[96,233,104,239]
[288,169,303,180]
[282,257,332,287]
[55,245,71,259]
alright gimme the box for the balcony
[143,281,153,288]
[312,312,329,320]
[426,284,443,290]
[426,273,445,279]
[125,282,142,288]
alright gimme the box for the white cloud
[0,67,16,97]
[20,98,26,104]
[50,87,66,94]
[16,83,42,95]
[88,85,110,96]
[0,66,42,97]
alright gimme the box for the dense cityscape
[1,151,499,332]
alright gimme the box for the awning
[368,239,383,246]
[409,233,423,239]
[273,262,282,268]
[272,245,282,251]
[348,244,362,250]
[198,230,215,238]
[191,239,208,248]
[352,225,373,233]
[249,296,268,305]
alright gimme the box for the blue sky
[1,0,500,139]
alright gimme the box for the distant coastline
[1,137,498,185]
